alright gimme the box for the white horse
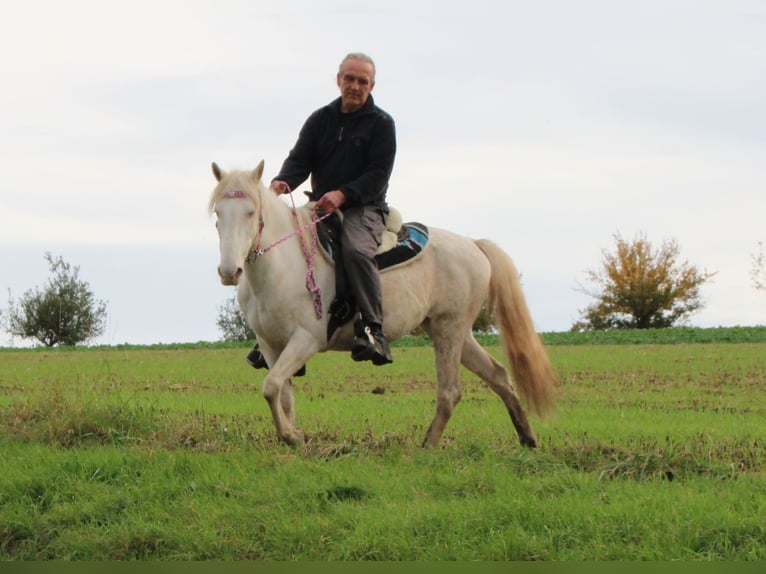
[209,160,558,448]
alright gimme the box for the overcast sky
[1,0,764,346]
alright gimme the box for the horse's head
[208,160,266,286]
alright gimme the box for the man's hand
[315,190,346,214]
[270,180,291,195]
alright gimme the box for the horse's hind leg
[461,334,537,448]
[422,329,464,448]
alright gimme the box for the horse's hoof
[280,429,306,447]
[521,435,537,449]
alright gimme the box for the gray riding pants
[340,206,387,327]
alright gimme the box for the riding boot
[246,344,268,369]
[246,343,306,376]
[351,319,393,365]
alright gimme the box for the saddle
[315,206,430,341]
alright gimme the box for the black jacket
[273,95,396,211]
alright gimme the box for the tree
[216,294,256,342]
[3,253,108,346]
[573,232,716,331]
[473,302,494,333]
[751,241,765,292]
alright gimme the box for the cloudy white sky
[1,0,764,346]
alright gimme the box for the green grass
[0,330,764,560]
[2,325,764,354]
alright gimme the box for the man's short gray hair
[339,52,376,81]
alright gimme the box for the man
[250,52,396,367]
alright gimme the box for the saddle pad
[317,217,429,269]
[376,222,429,270]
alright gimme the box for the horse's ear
[252,160,265,183]
[212,162,225,182]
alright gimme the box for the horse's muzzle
[218,266,242,286]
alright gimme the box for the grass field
[0,329,764,560]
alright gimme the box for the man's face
[337,59,375,113]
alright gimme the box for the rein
[239,189,332,319]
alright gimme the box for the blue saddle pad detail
[376,222,429,270]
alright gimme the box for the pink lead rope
[245,190,333,320]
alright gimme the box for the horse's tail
[475,239,558,417]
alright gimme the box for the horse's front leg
[263,374,302,445]
[260,330,320,446]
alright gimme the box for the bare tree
[216,294,256,342]
[751,241,765,292]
